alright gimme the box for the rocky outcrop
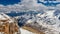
[0,13,20,34]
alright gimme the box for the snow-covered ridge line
[20,10,60,34]
[0,13,11,20]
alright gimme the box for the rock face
[0,13,20,34]
[22,10,60,34]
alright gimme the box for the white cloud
[0,0,48,13]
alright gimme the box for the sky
[0,0,21,5]
[0,0,60,6]
[0,0,59,13]
[38,0,60,6]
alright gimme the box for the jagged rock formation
[0,13,20,34]
[22,10,60,34]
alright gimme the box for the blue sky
[0,0,21,5]
[37,0,60,6]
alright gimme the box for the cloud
[0,0,48,13]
